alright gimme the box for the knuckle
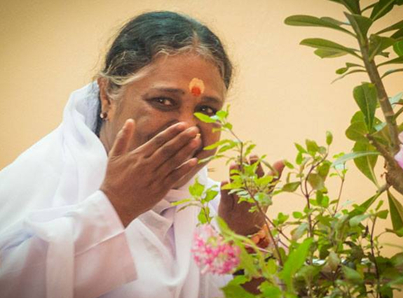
[160,145,174,157]
[153,135,165,147]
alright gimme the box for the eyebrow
[149,87,223,104]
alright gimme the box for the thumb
[109,119,135,157]
[219,181,235,211]
[268,160,286,179]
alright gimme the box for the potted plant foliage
[176,1,403,297]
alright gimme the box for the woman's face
[99,52,226,186]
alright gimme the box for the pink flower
[395,133,403,169]
[191,224,240,275]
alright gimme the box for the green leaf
[171,198,193,206]
[293,211,303,219]
[244,143,256,157]
[394,40,403,56]
[203,190,218,203]
[306,139,319,154]
[279,238,313,291]
[378,55,403,66]
[351,193,382,217]
[336,62,364,74]
[389,92,403,106]
[329,0,361,14]
[388,191,403,233]
[377,209,389,219]
[332,150,380,166]
[314,48,347,58]
[353,142,379,185]
[259,282,282,298]
[353,83,378,130]
[282,182,301,192]
[284,160,295,169]
[376,19,403,34]
[221,284,255,298]
[197,209,210,224]
[381,68,403,78]
[328,251,341,271]
[204,139,235,151]
[332,69,366,83]
[308,173,325,190]
[346,121,369,142]
[318,162,331,179]
[321,17,348,26]
[368,35,395,61]
[295,143,307,153]
[342,266,363,283]
[344,13,373,44]
[189,179,205,197]
[300,38,360,58]
[349,214,370,227]
[291,222,309,241]
[326,131,333,145]
[215,109,228,120]
[284,15,354,36]
[370,0,395,21]
[392,27,403,39]
[194,112,216,123]
[217,143,238,154]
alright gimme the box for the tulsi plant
[179,1,403,297]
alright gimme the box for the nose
[178,111,199,129]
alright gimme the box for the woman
[0,11,281,298]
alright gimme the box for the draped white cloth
[0,83,229,298]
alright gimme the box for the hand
[100,119,201,227]
[218,156,285,236]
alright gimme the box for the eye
[198,105,217,116]
[153,97,174,107]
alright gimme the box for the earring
[100,112,108,120]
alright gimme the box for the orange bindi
[189,78,205,97]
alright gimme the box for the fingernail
[176,122,186,130]
[186,126,199,134]
[189,158,198,166]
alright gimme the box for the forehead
[129,52,226,99]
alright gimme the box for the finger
[163,157,198,187]
[136,122,188,157]
[268,160,286,179]
[158,133,201,175]
[109,119,135,157]
[219,181,235,210]
[249,155,264,178]
[151,126,200,167]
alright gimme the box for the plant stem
[359,43,400,155]
[394,106,403,119]
[333,175,345,216]
[247,187,284,267]
[370,216,382,298]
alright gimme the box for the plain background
[1,0,403,284]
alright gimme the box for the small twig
[333,176,346,216]
[370,216,382,298]
[394,106,403,119]
[367,135,398,167]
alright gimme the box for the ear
[97,78,115,120]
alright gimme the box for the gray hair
[97,11,233,101]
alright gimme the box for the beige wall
[1,0,402,272]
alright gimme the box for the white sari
[0,83,229,298]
